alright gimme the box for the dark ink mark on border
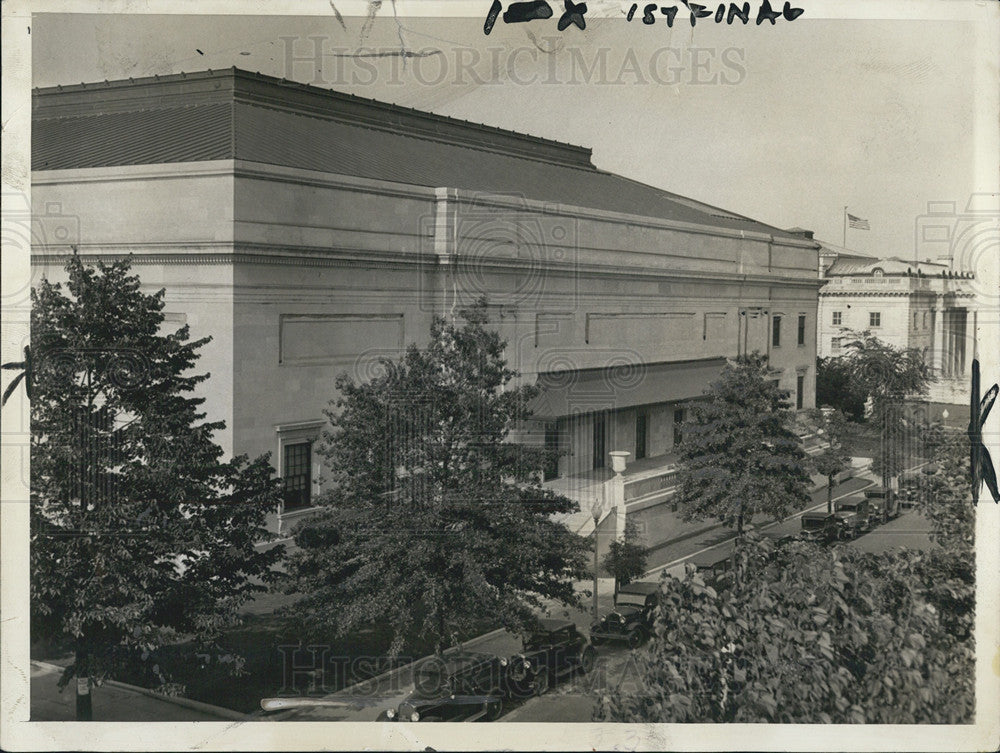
[969,359,999,503]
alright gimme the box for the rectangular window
[592,413,606,470]
[913,312,919,329]
[870,311,881,327]
[796,375,805,410]
[543,422,560,481]
[672,408,685,447]
[772,316,782,347]
[797,315,806,346]
[832,311,842,326]
[831,336,842,351]
[923,311,929,329]
[635,412,647,460]
[283,442,312,512]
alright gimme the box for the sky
[30,6,991,262]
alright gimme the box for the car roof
[534,618,575,633]
[837,496,866,506]
[618,581,660,595]
[801,510,835,519]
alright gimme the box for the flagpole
[843,206,848,247]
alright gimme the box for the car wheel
[533,668,551,697]
[626,629,644,650]
[483,691,503,722]
[579,646,597,674]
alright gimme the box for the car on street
[589,581,660,649]
[834,495,872,537]
[800,511,841,543]
[507,618,596,697]
[864,484,899,522]
[688,548,735,588]
[376,651,509,722]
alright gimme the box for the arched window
[872,267,884,277]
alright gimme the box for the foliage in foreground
[29,255,285,716]
[593,534,973,724]
[283,301,590,656]
[595,424,975,724]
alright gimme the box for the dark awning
[529,357,726,419]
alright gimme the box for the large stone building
[31,69,821,537]
[815,239,978,408]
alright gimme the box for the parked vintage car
[799,511,841,543]
[377,651,508,722]
[834,495,872,537]
[507,618,596,697]
[688,548,735,588]
[864,484,899,522]
[589,581,660,649]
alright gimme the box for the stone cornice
[819,289,975,299]
[33,245,824,290]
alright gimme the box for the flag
[847,213,870,230]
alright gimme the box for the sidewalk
[30,661,246,722]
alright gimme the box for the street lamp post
[589,495,605,622]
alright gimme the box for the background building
[815,240,978,412]
[31,68,821,537]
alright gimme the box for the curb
[31,660,248,721]
[641,476,878,578]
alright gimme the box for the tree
[841,332,931,493]
[30,254,285,720]
[593,533,973,724]
[602,517,648,598]
[900,427,976,641]
[673,353,812,538]
[815,355,866,421]
[805,408,856,512]
[283,301,590,656]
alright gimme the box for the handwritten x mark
[558,0,587,31]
